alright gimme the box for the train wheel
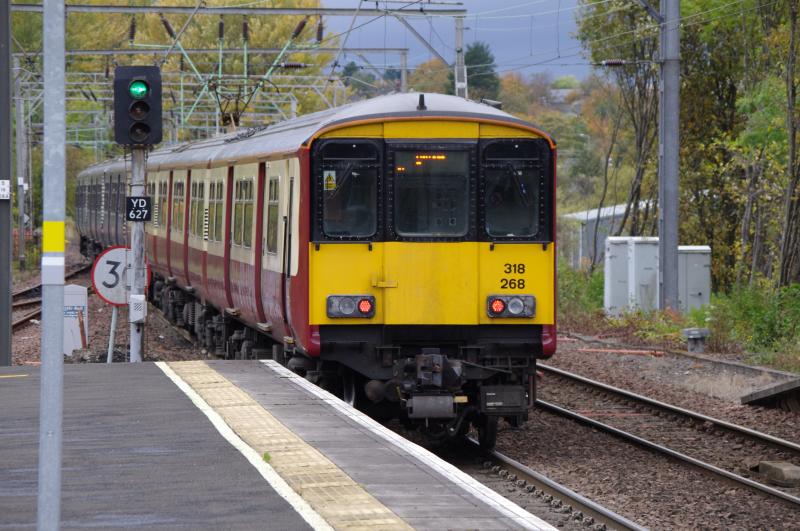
[477,415,498,451]
[342,370,359,407]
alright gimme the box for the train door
[204,166,230,309]
[382,144,479,325]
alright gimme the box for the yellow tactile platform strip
[168,361,412,531]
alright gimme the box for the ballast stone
[759,461,800,487]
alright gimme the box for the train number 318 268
[501,263,526,289]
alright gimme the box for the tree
[576,2,658,237]
[340,61,377,96]
[408,58,449,94]
[779,1,800,285]
[498,73,531,115]
[447,41,499,101]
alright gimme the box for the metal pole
[658,0,680,310]
[129,148,146,362]
[107,306,117,363]
[38,0,66,525]
[15,58,28,270]
[400,50,408,93]
[454,17,467,98]
[0,0,12,367]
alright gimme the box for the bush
[557,262,604,328]
[705,283,800,369]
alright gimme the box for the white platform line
[261,360,557,531]
[155,362,333,531]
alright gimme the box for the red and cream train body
[76,93,557,448]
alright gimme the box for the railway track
[11,264,92,330]
[538,363,800,508]
[462,439,646,531]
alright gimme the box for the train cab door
[381,144,480,325]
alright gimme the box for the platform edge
[155,361,333,531]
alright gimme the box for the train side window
[211,182,223,242]
[233,177,254,248]
[266,176,279,253]
[481,139,549,240]
[319,141,379,239]
[159,181,168,230]
[189,181,205,238]
[196,182,205,237]
[172,180,185,232]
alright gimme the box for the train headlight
[507,297,525,315]
[487,295,536,318]
[327,295,376,318]
[339,297,356,315]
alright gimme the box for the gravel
[12,241,204,365]
[496,410,800,529]
[547,335,800,443]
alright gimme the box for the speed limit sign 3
[91,246,151,306]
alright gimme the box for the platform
[0,360,555,530]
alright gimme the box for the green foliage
[262,452,271,463]
[408,58,449,94]
[447,42,499,100]
[705,284,800,351]
[736,76,787,151]
[557,262,604,327]
[607,310,686,346]
[552,76,579,89]
[341,61,377,98]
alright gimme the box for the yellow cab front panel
[308,120,555,328]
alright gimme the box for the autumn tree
[407,58,449,93]
[576,0,658,237]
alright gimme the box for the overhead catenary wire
[463,0,780,80]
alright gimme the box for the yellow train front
[308,94,556,448]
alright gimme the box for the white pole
[38,0,66,525]
[107,306,118,363]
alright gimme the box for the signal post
[114,66,162,362]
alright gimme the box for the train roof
[78,92,554,177]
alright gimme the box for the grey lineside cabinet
[603,237,711,316]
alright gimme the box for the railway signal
[113,65,162,145]
[114,65,162,362]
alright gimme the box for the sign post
[91,246,150,362]
[129,150,146,362]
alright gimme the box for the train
[76,92,557,449]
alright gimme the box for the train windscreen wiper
[503,163,533,207]
[326,162,354,199]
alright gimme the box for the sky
[322,0,591,82]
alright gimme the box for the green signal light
[129,80,149,99]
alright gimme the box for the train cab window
[393,150,470,237]
[481,140,547,239]
[319,142,379,238]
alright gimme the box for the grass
[558,264,800,373]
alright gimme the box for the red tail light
[490,298,506,315]
[358,298,373,314]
